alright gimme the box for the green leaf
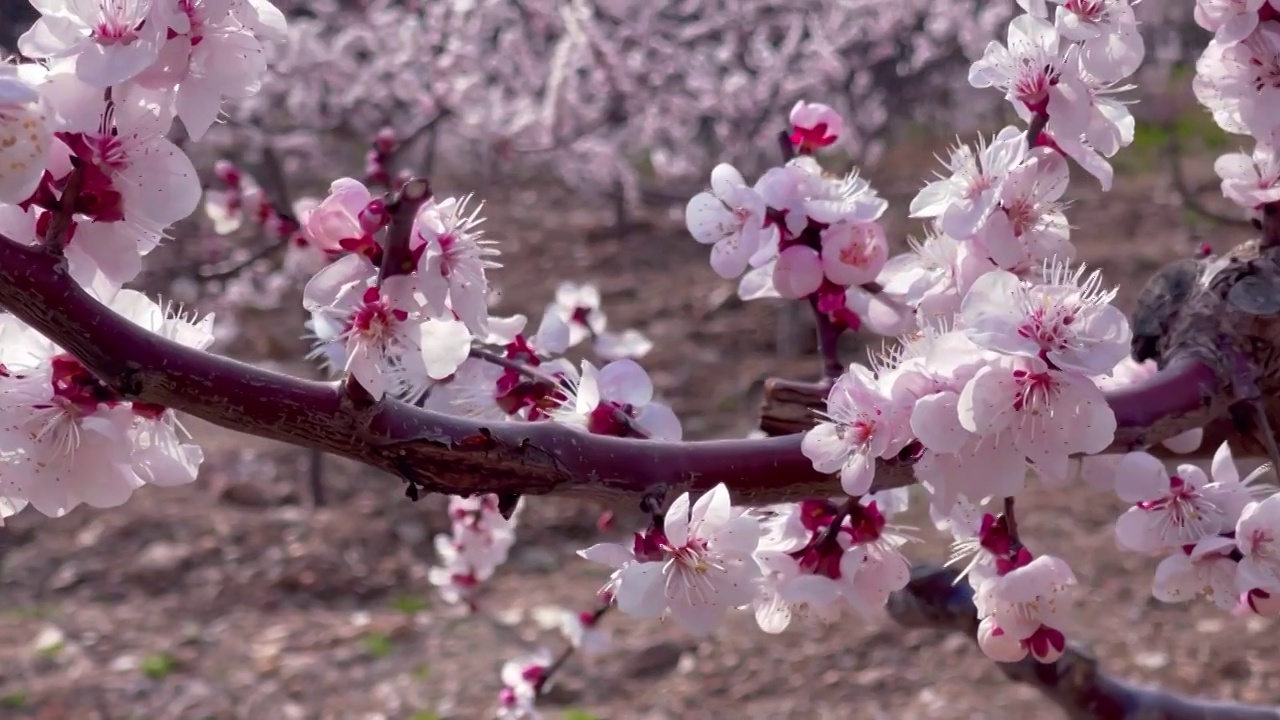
[362,632,394,658]
[390,595,430,614]
[141,652,177,680]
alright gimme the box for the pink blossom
[802,365,911,496]
[1193,27,1280,140]
[300,178,378,254]
[579,484,762,635]
[788,100,843,152]
[974,554,1076,663]
[958,355,1116,483]
[551,360,682,440]
[1152,536,1241,611]
[960,262,1131,376]
[19,0,164,87]
[819,221,888,286]
[1236,493,1280,593]
[412,194,501,334]
[973,147,1072,271]
[909,126,1028,240]
[0,65,52,204]
[1195,0,1279,44]
[969,14,1065,113]
[773,245,824,299]
[685,163,770,278]
[1113,444,1269,556]
[1052,0,1145,82]
[1215,139,1280,208]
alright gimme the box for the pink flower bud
[359,198,388,233]
[373,127,398,155]
[773,245,824,299]
[303,178,374,253]
[213,160,241,188]
[788,101,843,152]
[820,221,888,286]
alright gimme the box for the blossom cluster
[7,1,1280,717]
[1196,0,1280,208]
[1110,444,1277,613]
[428,494,522,610]
[0,0,287,517]
[662,0,1280,669]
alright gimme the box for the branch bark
[0,232,1232,506]
[888,566,1280,720]
[759,375,1253,461]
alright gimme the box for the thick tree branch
[0,233,1231,505]
[759,373,1247,461]
[888,566,1280,720]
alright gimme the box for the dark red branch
[809,295,846,380]
[195,237,289,282]
[377,177,431,284]
[888,566,1280,720]
[1261,202,1280,250]
[0,232,1230,505]
[1025,111,1049,147]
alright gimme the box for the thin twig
[469,346,566,388]
[1024,110,1049,147]
[43,164,84,252]
[1002,496,1018,541]
[1166,127,1253,228]
[809,296,846,380]
[196,238,291,282]
[377,177,432,285]
[534,604,612,695]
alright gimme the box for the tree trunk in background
[0,0,37,51]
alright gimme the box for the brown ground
[0,128,1273,720]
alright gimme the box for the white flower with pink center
[802,365,912,497]
[303,254,457,400]
[1152,536,1241,611]
[1193,26,1280,139]
[19,0,164,87]
[413,193,501,335]
[957,355,1116,483]
[975,554,1076,663]
[0,63,52,204]
[1113,444,1270,556]
[1215,139,1280,209]
[685,163,771,279]
[909,126,1028,240]
[550,359,682,440]
[578,484,762,635]
[1195,0,1280,44]
[819,220,888,287]
[1237,493,1280,594]
[969,14,1065,113]
[960,261,1131,376]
